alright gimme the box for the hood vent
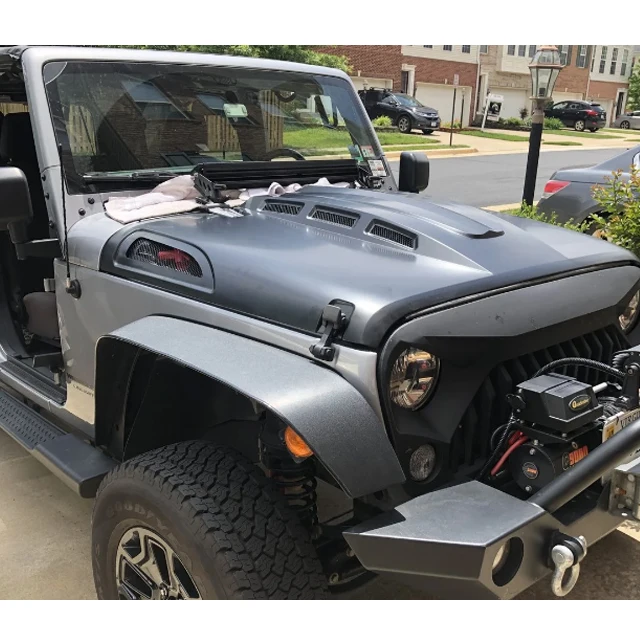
[367,221,417,250]
[127,239,203,278]
[309,207,359,229]
[263,201,303,216]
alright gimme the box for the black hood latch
[310,302,354,362]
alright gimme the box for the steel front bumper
[345,419,640,599]
[345,481,622,599]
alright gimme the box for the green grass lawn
[455,130,528,142]
[543,140,582,146]
[283,126,433,151]
[543,129,621,139]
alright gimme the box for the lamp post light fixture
[522,45,564,207]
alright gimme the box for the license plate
[603,408,640,443]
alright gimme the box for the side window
[567,103,578,111]
[553,102,566,111]
[381,96,397,106]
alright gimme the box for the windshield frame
[42,58,386,194]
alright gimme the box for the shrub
[544,117,564,130]
[372,115,392,129]
[519,108,529,120]
[508,202,589,233]
[592,165,640,256]
[442,120,462,129]
[505,117,524,127]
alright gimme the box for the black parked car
[358,88,440,134]
[544,100,607,132]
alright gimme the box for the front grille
[450,326,629,473]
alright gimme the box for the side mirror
[0,167,34,242]
[398,152,430,194]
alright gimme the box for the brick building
[587,45,636,123]
[478,45,592,120]
[319,45,634,127]
[315,46,480,125]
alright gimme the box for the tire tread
[94,441,327,599]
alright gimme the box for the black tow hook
[548,531,587,597]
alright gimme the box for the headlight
[620,291,640,334]
[389,348,440,410]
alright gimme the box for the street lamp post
[522,45,564,207]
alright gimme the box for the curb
[483,202,539,212]
[383,147,478,160]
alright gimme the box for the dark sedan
[537,145,640,225]
[544,100,607,132]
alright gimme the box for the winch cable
[477,415,517,480]
[490,434,529,477]
[534,357,625,381]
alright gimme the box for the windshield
[395,94,424,108]
[43,61,382,190]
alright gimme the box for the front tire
[92,441,328,600]
[620,121,631,130]
[574,119,586,132]
[397,115,413,134]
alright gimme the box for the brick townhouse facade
[317,45,635,127]
[315,46,480,126]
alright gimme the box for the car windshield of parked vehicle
[394,94,425,108]
[43,61,382,187]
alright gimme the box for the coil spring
[270,459,318,532]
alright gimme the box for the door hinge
[310,303,351,362]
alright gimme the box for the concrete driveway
[2,428,640,600]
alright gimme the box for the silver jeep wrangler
[2,45,640,600]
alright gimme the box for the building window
[423,45,433,49]
[122,80,187,120]
[599,46,608,74]
[480,45,488,54]
[622,49,629,76]
[529,45,537,58]
[507,45,516,55]
[610,48,619,75]
[462,45,471,54]
[443,45,453,52]
[517,45,526,57]
[576,45,588,68]
[558,45,571,66]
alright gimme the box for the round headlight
[390,348,440,410]
[620,291,640,334]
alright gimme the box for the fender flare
[95,316,405,498]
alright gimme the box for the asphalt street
[389,148,622,208]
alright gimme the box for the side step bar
[0,389,116,498]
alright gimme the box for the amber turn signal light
[284,427,314,459]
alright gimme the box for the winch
[480,347,640,497]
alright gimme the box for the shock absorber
[260,425,319,537]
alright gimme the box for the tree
[628,59,640,111]
[109,45,351,73]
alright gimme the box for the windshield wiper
[82,171,186,184]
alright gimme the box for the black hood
[101,187,639,348]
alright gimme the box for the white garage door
[490,88,530,119]
[350,76,393,91]
[415,83,472,125]
[594,99,614,125]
